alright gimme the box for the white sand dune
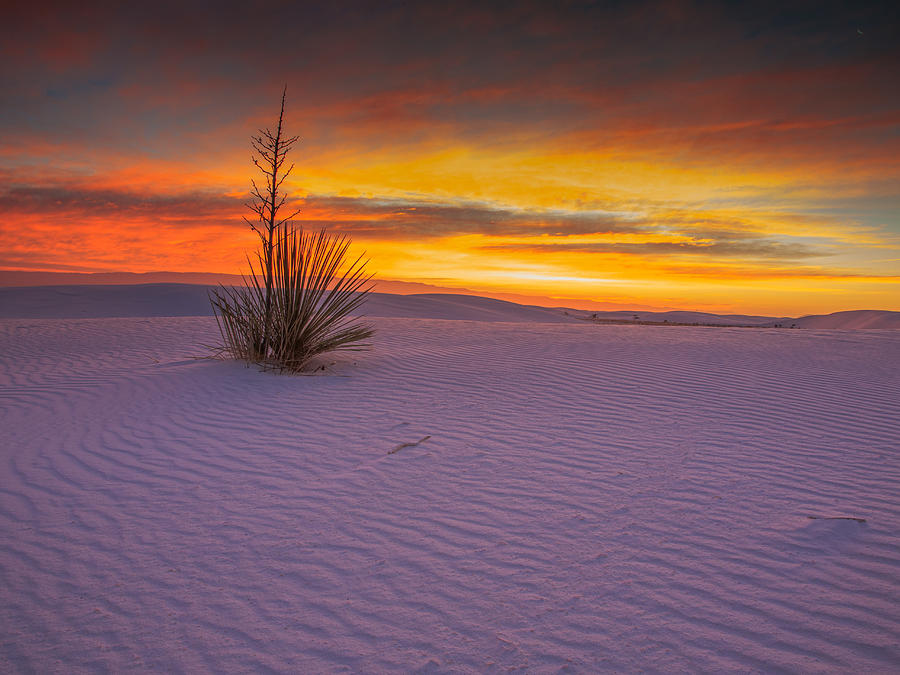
[361,292,577,323]
[0,284,217,319]
[583,309,786,326]
[2,294,899,671]
[2,283,899,329]
[792,310,900,330]
[0,285,575,323]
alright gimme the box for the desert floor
[2,312,899,672]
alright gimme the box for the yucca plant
[210,225,374,371]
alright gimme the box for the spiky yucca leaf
[210,225,374,371]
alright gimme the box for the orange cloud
[2,2,899,315]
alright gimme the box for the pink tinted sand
[1,307,899,671]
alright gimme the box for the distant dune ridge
[789,310,900,330]
[0,271,669,311]
[0,282,898,328]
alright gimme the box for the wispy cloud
[480,240,826,260]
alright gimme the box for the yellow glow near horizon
[354,231,899,315]
[4,130,898,316]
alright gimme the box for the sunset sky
[2,0,898,315]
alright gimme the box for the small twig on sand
[388,435,431,455]
[807,516,867,523]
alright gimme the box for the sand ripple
[1,317,899,672]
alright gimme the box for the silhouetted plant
[245,86,300,355]
[210,88,374,371]
[210,225,374,371]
